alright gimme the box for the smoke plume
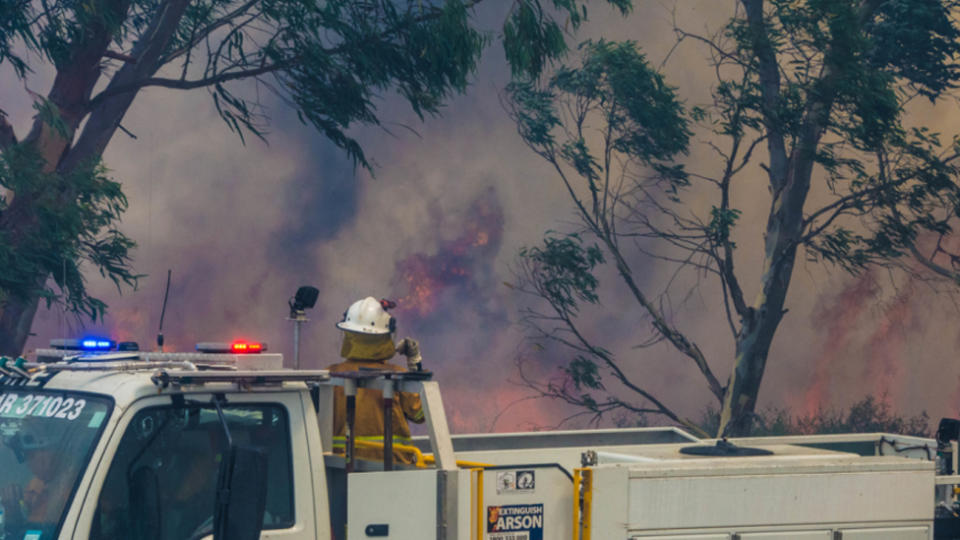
[10,1,960,434]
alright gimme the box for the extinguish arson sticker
[487,503,544,540]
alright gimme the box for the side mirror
[213,445,268,540]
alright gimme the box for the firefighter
[1,425,72,538]
[329,296,425,464]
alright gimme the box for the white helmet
[337,297,396,335]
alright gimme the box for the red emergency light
[196,341,267,354]
[230,341,264,354]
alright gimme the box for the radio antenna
[157,269,172,351]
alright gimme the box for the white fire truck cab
[0,343,958,540]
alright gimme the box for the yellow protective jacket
[329,358,425,464]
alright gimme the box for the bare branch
[160,0,262,64]
[61,0,193,172]
[911,243,960,283]
[90,63,282,108]
[717,126,749,318]
[672,27,746,69]
[730,134,766,176]
[801,149,960,244]
[103,50,138,63]
[116,123,138,140]
[515,322,709,436]
[603,240,725,400]
[633,243,719,275]
[659,5,687,70]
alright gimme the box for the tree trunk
[718,238,799,436]
[0,0,137,355]
[715,0,853,437]
[61,0,192,173]
[716,96,840,436]
[0,293,41,356]
[716,126,825,436]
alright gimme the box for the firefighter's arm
[395,338,424,421]
[400,391,425,424]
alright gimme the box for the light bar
[50,338,115,351]
[32,349,284,370]
[151,369,330,388]
[196,341,267,354]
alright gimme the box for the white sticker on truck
[496,470,536,494]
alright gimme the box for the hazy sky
[7,1,960,432]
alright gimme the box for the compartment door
[631,535,730,540]
[839,526,930,540]
[347,470,437,540]
[481,465,573,540]
[739,532,832,539]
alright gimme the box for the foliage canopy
[0,147,136,320]
[0,0,629,352]
[509,0,960,435]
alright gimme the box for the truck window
[90,402,294,540]
[0,389,112,540]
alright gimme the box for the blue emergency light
[50,338,116,351]
[82,339,114,350]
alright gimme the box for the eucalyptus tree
[508,0,960,436]
[0,0,628,355]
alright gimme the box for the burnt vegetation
[692,395,932,437]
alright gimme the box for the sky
[6,1,960,433]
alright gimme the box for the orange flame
[392,189,503,320]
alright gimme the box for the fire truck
[0,339,958,540]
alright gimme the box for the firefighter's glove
[397,338,422,371]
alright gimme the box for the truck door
[72,392,318,540]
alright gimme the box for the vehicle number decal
[42,397,63,417]
[54,398,74,418]
[0,392,87,421]
[68,399,86,420]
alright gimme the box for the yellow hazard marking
[573,468,592,540]
[473,468,484,540]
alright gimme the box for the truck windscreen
[0,389,112,540]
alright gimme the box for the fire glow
[392,188,504,321]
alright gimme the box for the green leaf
[520,232,605,316]
[0,146,139,321]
